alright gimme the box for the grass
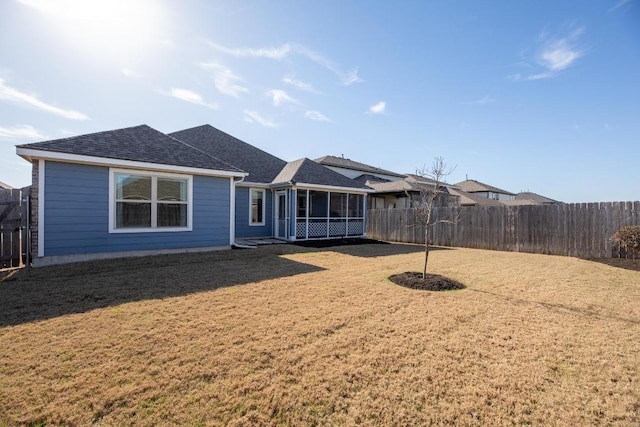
[1,243,639,426]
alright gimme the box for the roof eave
[16,147,247,178]
[292,182,374,193]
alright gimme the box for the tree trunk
[423,226,429,278]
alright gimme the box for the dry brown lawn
[1,243,639,426]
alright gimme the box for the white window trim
[249,188,266,226]
[108,168,193,233]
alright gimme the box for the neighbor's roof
[17,125,243,173]
[404,174,443,186]
[447,187,505,206]
[366,179,442,194]
[0,180,13,190]
[273,158,371,190]
[353,174,391,185]
[515,192,560,204]
[501,199,541,206]
[454,179,515,196]
[170,124,286,183]
[315,155,405,178]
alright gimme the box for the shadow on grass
[0,247,325,327]
[586,258,640,272]
[292,238,452,258]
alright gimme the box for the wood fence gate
[0,188,30,268]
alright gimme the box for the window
[110,170,191,232]
[250,189,265,225]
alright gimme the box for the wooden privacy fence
[0,188,30,268]
[367,202,640,259]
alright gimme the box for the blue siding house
[17,124,371,266]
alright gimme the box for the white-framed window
[250,188,265,226]
[109,169,192,233]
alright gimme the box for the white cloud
[0,78,89,120]
[511,27,585,81]
[199,62,249,97]
[0,124,46,140]
[282,75,320,94]
[464,95,495,105]
[610,0,632,11]
[267,89,298,107]
[341,69,361,86]
[210,42,292,59]
[170,88,218,109]
[121,67,142,79]
[243,110,279,128]
[304,110,330,122]
[210,42,362,86]
[367,101,386,114]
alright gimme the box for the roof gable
[274,158,370,190]
[169,125,286,184]
[17,125,242,173]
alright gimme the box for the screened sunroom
[294,189,366,240]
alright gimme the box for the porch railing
[295,217,365,240]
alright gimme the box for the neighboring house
[16,124,371,266]
[0,181,13,190]
[446,187,505,207]
[454,179,516,201]
[315,155,405,182]
[367,174,459,209]
[314,156,461,209]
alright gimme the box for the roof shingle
[273,158,370,190]
[315,155,404,178]
[17,125,242,173]
[169,125,286,184]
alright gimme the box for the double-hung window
[250,188,265,226]
[110,169,191,232]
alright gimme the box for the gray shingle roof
[17,125,243,173]
[404,174,443,186]
[0,180,13,190]
[273,158,370,190]
[169,125,286,184]
[454,179,515,196]
[315,155,404,178]
[515,192,560,204]
[353,174,390,184]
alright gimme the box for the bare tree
[412,157,459,278]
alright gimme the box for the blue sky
[1,0,638,202]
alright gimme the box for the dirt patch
[389,271,465,291]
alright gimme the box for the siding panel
[43,161,231,256]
